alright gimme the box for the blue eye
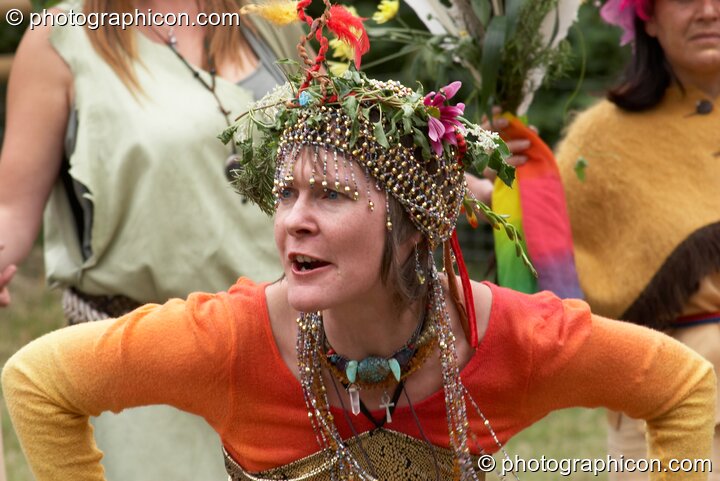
[326,190,339,200]
[279,188,293,200]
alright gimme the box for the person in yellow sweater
[556,0,720,479]
[2,3,716,480]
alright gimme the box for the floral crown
[224,0,514,248]
[600,0,653,45]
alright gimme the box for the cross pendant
[380,392,394,424]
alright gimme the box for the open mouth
[291,254,331,272]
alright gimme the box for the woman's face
[645,0,720,81]
[274,147,389,312]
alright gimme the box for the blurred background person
[556,0,720,479]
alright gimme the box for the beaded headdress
[227,1,522,479]
[600,0,653,45]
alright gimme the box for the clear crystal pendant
[347,384,361,415]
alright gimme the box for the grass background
[0,247,609,480]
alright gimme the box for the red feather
[327,5,370,69]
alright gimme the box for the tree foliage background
[311,0,630,147]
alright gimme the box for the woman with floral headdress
[555,1,720,479]
[2,2,717,480]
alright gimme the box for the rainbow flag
[491,116,583,299]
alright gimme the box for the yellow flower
[372,0,399,24]
[240,1,300,26]
[328,61,351,76]
[330,37,355,62]
[328,5,361,62]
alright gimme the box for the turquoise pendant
[388,358,401,382]
[357,356,391,384]
[345,360,358,384]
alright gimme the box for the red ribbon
[450,230,478,349]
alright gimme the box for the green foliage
[350,0,630,147]
[467,197,537,277]
[497,0,571,113]
[526,3,630,147]
[0,21,26,55]
[363,0,577,122]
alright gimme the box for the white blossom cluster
[468,124,502,154]
[232,82,294,143]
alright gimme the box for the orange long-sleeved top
[2,279,715,480]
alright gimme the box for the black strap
[358,381,405,429]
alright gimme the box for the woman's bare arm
[0,20,72,306]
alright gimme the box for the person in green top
[0,0,301,479]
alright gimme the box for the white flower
[468,124,501,154]
[233,83,294,143]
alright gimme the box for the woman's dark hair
[607,16,677,111]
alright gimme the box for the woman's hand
[0,263,17,308]
[466,108,535,205]
[464,173,494,205]
[481,108,532,182]
[0,245,18,307]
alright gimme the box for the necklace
[149,26,242,181]
[320,309,436,417]
[296,251,481,480]
[321,310,436,389]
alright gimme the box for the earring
[415,244,426,285]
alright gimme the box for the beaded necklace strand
[149,26,242,180]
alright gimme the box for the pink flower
[424,81,466,157]
[600,0,652,45]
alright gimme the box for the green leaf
[574,157,588,181]
[342,96,358,118]
[412,127,431,160]
[361,107,372,121]
[479,16,508,116]
[505,0,528,37]
[241,141,253,164]
[374,122,390,149]
[470,0,492,26]
[31,0,63,9]
[274,58,300,67]
[547,5,562,47]
[391,107,404,122]
[218,125,237,145]
[402,117,413,135]
[349,119,360,147]
[488,149,515,186]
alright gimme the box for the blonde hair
[84,0,250,92]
